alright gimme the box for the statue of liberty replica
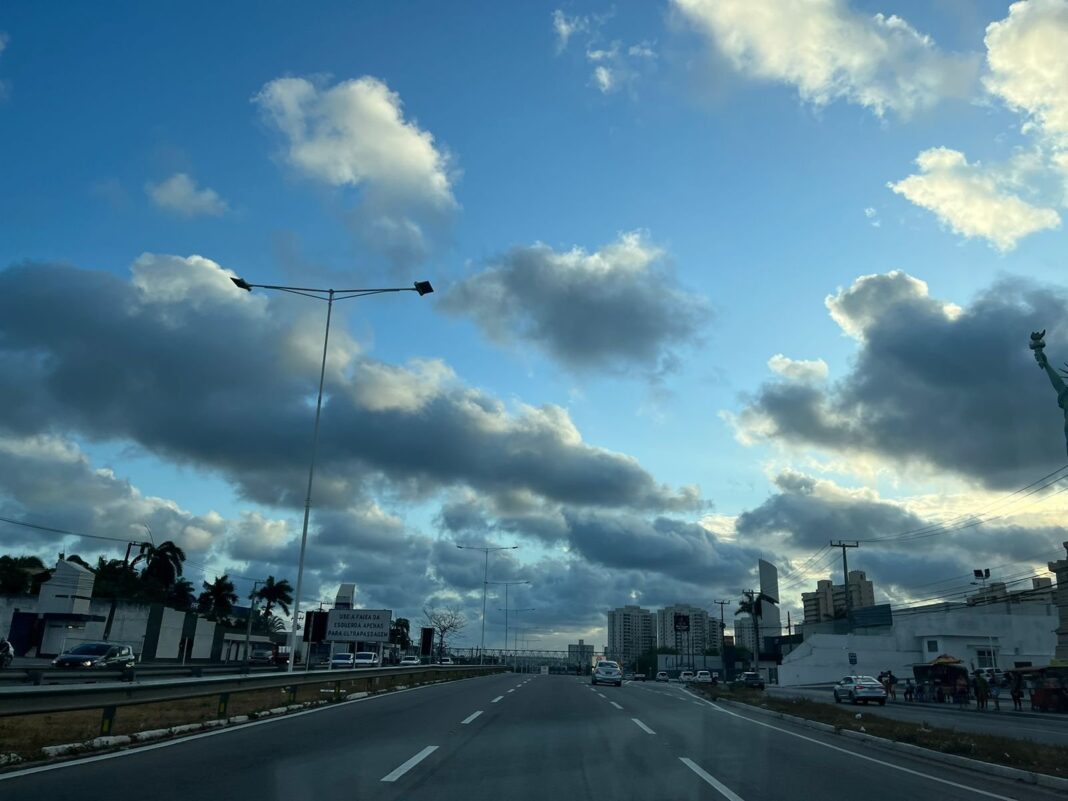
[1031,330,1068,455]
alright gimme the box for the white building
[778,600,1058,686]
[657,604,719,654]
[606,604,655,665]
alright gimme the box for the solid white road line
[610,701,624,710]
[380,746,439,783]
[491,695,504,703]
[679,758,745,801]
[631,718,656,734]
[461,710,483,725]
[685,692,1017,801]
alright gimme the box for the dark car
[738,671,765,690]
[248,647,276,665]
[52,642,136,669]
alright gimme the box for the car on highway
[438,656,453,665]
[833,675,887,705]
[591,660,623,687]
[633,672,647,681]
[655,671,669,682]
[399,655,421,666]
[738,671,766,689]
[694,670,714,684]
[52,642,136,669]
[248,646,276,665]
[679,670,695,682]
[330,653,356,669]
[353,651,381,666]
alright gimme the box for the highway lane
[766,685,1068,746]
[2,673,1063,800]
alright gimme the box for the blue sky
[3,1,1068,649]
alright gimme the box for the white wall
[192,616,215,659]
[778,603,1058,686]
[155,607,186,659]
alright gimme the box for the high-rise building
[802,570,876,623]
[733,614,757,654]
[567,638,594,669]
[656,604,720,654]
[606,604,655,665]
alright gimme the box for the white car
[679,670,696,682]
[833,675,887,705]
[352,651,380,666]
[439,657,453,665]
[399,655,421,666]
[694,670,713,683]
[655,671,669,682]
[591,660,623,687]
[330,653,355,669]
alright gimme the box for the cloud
[0,256,700,516]
[254,76,457,270]
[733,270,1068,488]
[552,9,588,52]
[0,32,11,101]
[767,354,828,384]
[673,0,978,117]
[864,207,881,228]
[440,232,711,376]
[888,147,1060,251]
[146,173,229,218]
[592,64,615,93]
[984,0,1068,148]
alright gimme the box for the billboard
[673,613,690,633]
[325,608,391,642]
[303,610,329,643]
[419,626,435,657]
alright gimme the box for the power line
[0,514,146,545]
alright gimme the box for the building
[802,570,876,623]
[606,604,655,666]
[656,604,719,654]
[967,576,1054,606]
[567,638,594,669]
[733,615,757,654]
[1049,543,1068,661]
[779,598,1060,685]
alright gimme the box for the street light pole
[242,579,264,672]
[456,544,517,665]
[500,607,535,672]
[487,579,529,670]
[972,568,997,669]
[230,276,434,672]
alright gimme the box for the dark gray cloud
[439,232,711,376]
[735,271,1068,488]
[0,257,699,514]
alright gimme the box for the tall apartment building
[802,570,876,623]
[733,614,757,654]
[656,604,720,654]
[606,604,655,665]
[567,638,594,668]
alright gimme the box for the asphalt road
[1,673,1063,800]
[767,685,1068,747]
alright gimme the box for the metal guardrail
[0,665,505,718]
[0,663,281,686]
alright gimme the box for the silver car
[833,675,887,705]
[591,660,623,687]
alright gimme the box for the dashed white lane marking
[380,746,438,782]
[631,718,656,734]
[491,695,504,703]
[679,758,745,801]
[610,701,624,710]
[507,688,515,693]
[461,710,483,725]
[596,692,606,698]
[685,692,1017,801]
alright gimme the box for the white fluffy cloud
[146,173,228,217]
[888,147,1060,250]
[254,76,457,268]
[673,0,978,117]
[767,354,828,383]
[984,0,1068,147]
[552,9,588,52]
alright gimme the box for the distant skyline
[2,1,1067,650]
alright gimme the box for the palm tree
[389,617,411,649]
[735,592,776,668]
[198,574,238,620]
[254,575,293,623]
[132,541,186,588]
[0,555,47,594]
[166,578,196,611]
[92,557,142,599]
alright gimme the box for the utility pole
[713,600,729,651]
[787,610,792,636]
[243,579,264,672]
[829,540,859,618]
[742,589,759,670]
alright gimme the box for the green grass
[691,685,1068,779]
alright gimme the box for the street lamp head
[414,280,434,296]
[230,276,253,292]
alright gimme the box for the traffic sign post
[848,652,857,666]
[325,609,391,643]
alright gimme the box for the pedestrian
[990,680,1001,712]
[903,678,914,702]
[955,674,969,709]
[887,671,898,701]
[975,672,989,711]
[1011,676,1024,711]
[915,681,926,703]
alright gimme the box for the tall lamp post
[457,544,517,665]
[972,568,997,669]
[230,276,434,671]
[487,580,529,669]
[500,607,535,672]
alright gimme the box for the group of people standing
[877,667,1026,711]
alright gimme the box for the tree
[166,578,196,611]
[423,606,466,658]
[736,592,776,667]
[198,575,238,620]
[0,555,47,594]
[92,557,142,599]
[389,617,412,649]
[132,541,186,588]
[254,575,293,623]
